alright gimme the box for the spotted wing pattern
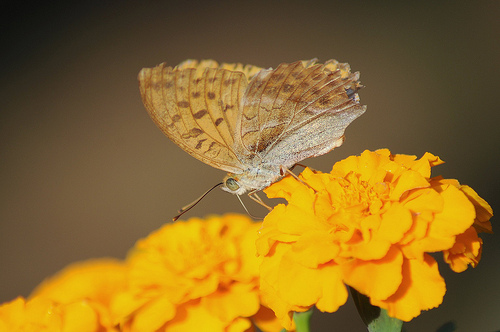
[237,59,366,168]
[138,61,256,173]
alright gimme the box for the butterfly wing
[139,61,254,173]
[237,59,366,169]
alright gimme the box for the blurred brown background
[1,1,499,331]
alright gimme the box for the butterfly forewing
[139,63,247,173]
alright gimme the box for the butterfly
[138,59,366,215]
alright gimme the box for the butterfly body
[222,163,282,195]
[139,59,365,196]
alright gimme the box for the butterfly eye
[225,178,240,192]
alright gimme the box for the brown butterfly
[138,59,365,216]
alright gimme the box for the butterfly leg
[235,194,264,220]
[291,163,318,173]
[248,191,273,211]
[282,166,317,192]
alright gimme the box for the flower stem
[293,309,313,332]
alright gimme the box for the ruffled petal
[342,246,403,301]
[443,227,482,272]
[372,254,445,321]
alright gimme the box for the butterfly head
[221,167,282,196]
[221,174,249,196]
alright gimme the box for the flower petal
[342,246,403,301]
[203,283,259,322]
[252,305,285,332]
[372,254,445,321]
[290,231,340,267]
[315,264,349,313]
[443,227,482,272]
[429,184,476,244]
[131,295,176,331]
[390,170,430,201]
[460,185,493,233]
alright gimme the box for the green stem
[293,308,313,332]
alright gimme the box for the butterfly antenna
[236,194,263,220]
[173,182,223,221]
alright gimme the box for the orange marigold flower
[256,149,493,329]
[0,296,109,332]
[111,214,283,332]
[0,259,125,332]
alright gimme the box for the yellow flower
[0,296,101,332]
[111,214,283,332]
[0,259,125,332]
[256,149,493,329]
